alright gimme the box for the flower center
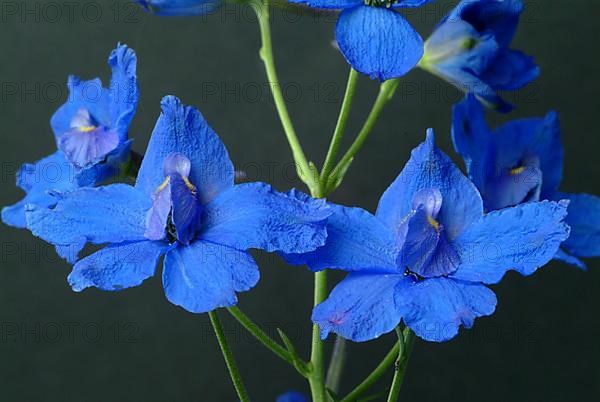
[364,0,397,8]
[144,153,202,245]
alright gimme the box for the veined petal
[283,203,399,273]
[201,184,330,253]
[452,200,570,284]
[25,184,151,256]
[136,96,234,204]
[377,130,484,241]
[336,6,423,81]
[162,241,259,313]
[396,276,497,342]
[287,0,361,9]
[312,273,405,342]
[68,240,168,292]
[108,44,139,141]
[557,192,600,258]
[137,0,222,16]
[2,151,78,229]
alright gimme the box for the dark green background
[1,0,598,401]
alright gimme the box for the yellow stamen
[157,176,171,192]
[510,166,526,175]
[427,215,441,232]
[183,176,197,193]
[79,125,96,133]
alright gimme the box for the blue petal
[400,207,460,278]
[377,130,484,241]
[25,184,151,260]
[554,249,587,271]
[137,0,222,16]
[2,151,78,228]
[396,276,497,342]
[58,124,120,169]
[481,49,539,91]
[557,192,600,258]
[51,76,111,142]
[455,0,523,47]
[287,0,362,9]
[312,273,405,342]
[107,44,139,142]
[493,111,563,200]
[162,241,259,313]
[335,6,423,81]
[451,94,494,190]
[201,184,330,253]
[283,203,399,273]
[451,200,570,284]
[68,241,168,292]
[276,391,308,402]
[135,96,234,204]
[484,166,542,210]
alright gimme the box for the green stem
[208,311,250,402]
[309,270,328,402]
[390,328,415,400]
[320,68,360,186]
[251,0,318,193]
[226,306,309,376]
[339,341,400,402]
[327,78,400,191]
[325,336,347,395]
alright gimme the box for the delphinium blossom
[452,94,600,269]
[2,44,138,233]
[420,0,538,112]
[25,96,331,313]
[286,130,569,342]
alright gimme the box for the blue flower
[276,391,308,402]
[2,44,138,229]
[452,95,600,269]
[288,0,434,81]
[285,130,569,342]
[25,96,330,314]
[136,0,222,16]
[420,0,538,112]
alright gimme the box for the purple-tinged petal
[68,240,168,292]
[312,273,405,342]
[396,276,497,342]
[58,125,120,169]
[452,200,570,284]
[163,241,259,313]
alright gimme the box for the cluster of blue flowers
[3,0,599,387]
[4,0,599,345]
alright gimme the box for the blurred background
[1,0,598,400]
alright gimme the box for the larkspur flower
[420,0,538,112]
[288,0,434,81]
[276,391,308,402]
[25,96,330,313]
[285,130,569,342]
[452,95,600,269]
[2,44,138,230]
[136,0,222,16]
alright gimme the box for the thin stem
[339,342,400,402]
[208,311,250,402]
[309,270,328,402]
[251,0,318,192]
[391,328,416,399]
[320,68,360,185]
[325,336,347,395]
[327,78,400,191]
[226,306,309,376]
